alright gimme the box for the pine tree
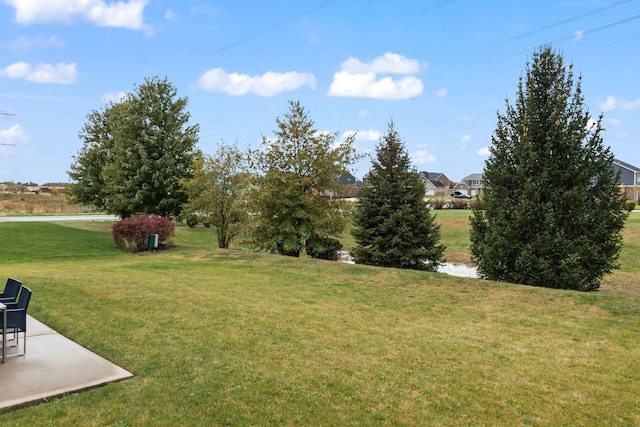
[352,121,445,271]
[470,45,627,291]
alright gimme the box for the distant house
[324,173,360,199]
[361,170,449,196]
[454,173,484,196]
[338,173,356,186]
[613,159,640,200]
[418,172,451,196]
[362,171,373,187]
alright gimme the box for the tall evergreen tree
[470,45,627,291]
[352,121,445,271]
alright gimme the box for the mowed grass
[0,215,639,425]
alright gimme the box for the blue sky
[0,0,638,184]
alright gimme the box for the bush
[185,214,198,228]
[625,200,636,212]
[306,236,343,261]
[449,199,470,209]
[470,197,485,210]
[112,215,175,252]
[429,198,446,210]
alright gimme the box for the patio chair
[1,286,32,357]
[0,278,22,304]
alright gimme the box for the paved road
[0,214,119,222]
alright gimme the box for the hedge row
[427,198,484,210]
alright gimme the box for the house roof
[419,171,447,181]
[338,173,356,185]
[461,173,483,181]
[613,159,640,173]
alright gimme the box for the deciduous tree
[470,45,627,291]
[182,142,249,248]
[69,76,199,218]
[249,100,359,258]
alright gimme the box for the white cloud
[413,150,436,164]
[102,91,129,103]
[598,95,640,112]
[574,30,583,41]
[6,35,64,50]
[340,52,422,75]
[328,71,423,100]
[195,68,316,96]
[477,147,491,156]
[598,96,616,111]
[436,88,448,98]
[586,117,598,131]
[358,109,370,118]
[0,124,28,149]
[165,9,176,20]
[5,0,147,30]
[0,61,78,84]
[459,134,471,143]
[342,129,381,142]
[606,118,622,126]
[328,52,424,100]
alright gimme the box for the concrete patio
[0,316,133,412]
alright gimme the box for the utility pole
[0,111,16,145]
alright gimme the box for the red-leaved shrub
[112,215,175,252]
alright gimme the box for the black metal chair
[0,278,21,304]
[1,286,31,357]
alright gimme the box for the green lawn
[0,216,639,425]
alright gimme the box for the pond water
[337,250,479,278]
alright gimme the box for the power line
[555,13,640,43]
[503,14,640,59]
[423,0,459,13]
[499,0,633,45]
[214,0,336,54]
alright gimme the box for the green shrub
[624,200,636,212]
[306,236,343,260]
[112,215,175,252]
[185,214,199,228]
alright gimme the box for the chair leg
[6,330,26,358]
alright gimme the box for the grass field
[0,212,639,425]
